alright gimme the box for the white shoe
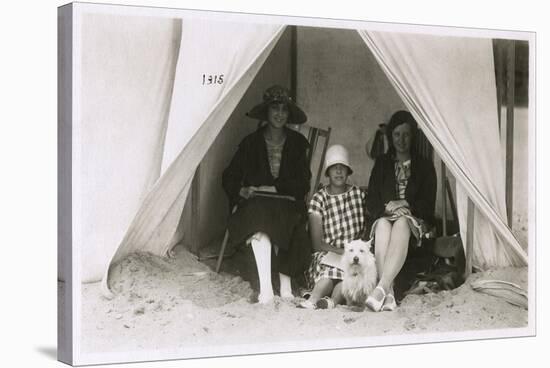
[257,292,274,304]
[366,286,386,312]
[381,293,397,311]
[297,300,316,309]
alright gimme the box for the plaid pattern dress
[306,185,366,289]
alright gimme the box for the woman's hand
[393,206,411,217]
[239,186,258,199]
[385,200,410,215]
[309,213,344,255]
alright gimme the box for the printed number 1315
[202,74,224,85]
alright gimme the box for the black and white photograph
[3,1,546,367]
[55,2,537,365]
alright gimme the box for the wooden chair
[214,125,332,273]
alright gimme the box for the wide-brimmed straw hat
[246,85,308,125]
[324,144,353,176]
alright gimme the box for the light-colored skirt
[369,214,429,247]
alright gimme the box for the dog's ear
[357,229,371,242]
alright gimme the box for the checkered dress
[305,185,366,288]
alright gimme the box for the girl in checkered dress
[299,145,367,309]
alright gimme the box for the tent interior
[177,27,530,295]
[73,13,529,292]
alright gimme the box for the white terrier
[340,239,378,307]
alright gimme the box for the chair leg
[216,229,230,273]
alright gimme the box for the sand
[80,244,528,357]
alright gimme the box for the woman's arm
[274,135,311,200]
[308,213,344,255]
[365,158,386,219]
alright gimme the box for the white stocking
[250,232,274,304]
[279,273,293,298]
[273,245,293,298]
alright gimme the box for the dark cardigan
[222,126,311,209]
[366,153,437,225]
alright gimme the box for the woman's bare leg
[378,217,411,293]
[250,232,274,304]
[330,281,345,305]
[374,218,392,275]
[308,278,334,304]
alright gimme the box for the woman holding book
[222,85,312,304]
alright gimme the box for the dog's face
[342,239,374,273]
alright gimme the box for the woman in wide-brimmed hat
[222,85,312,304]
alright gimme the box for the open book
[252,191,295,201]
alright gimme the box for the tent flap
[357,30,527,268]
[101,21,286,294]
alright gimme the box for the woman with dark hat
[222,85,311,304]
[365,110,437,312]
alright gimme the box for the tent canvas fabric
[75,17,527,294]
[100,22,286,296]
[357,31,527,268]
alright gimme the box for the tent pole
[445,177,458,228]
[465,197,475,279]
[505,40,516,227]
[290,25,297,100]
[494,39,505,130]
[441,161,447,236]
[191,164,201,256]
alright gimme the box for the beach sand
[79,243,528,357]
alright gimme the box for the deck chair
[214,125,332,273]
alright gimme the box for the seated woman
[300,144,367,309]
[222,85,312,304]
[365,110,437,312]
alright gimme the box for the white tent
[70,10,528,294]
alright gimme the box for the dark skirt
[228,196,311,277]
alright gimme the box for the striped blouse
[394,159,411,199]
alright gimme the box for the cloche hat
[324,144,353,176]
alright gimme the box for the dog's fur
[340,239,378,307]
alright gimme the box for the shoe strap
[375,285,387,297]
[322,296,335,308]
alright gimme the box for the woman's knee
[375,218,392,234]
[314,278,334,290]
[390,218,411,249]
[250,232,270,244]
[393,217,411,232]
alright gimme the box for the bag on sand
[404,233,466,295]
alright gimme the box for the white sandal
[366,286,386,312]
[316,296,336,309]
[381,293,397,311]
[297,300,317,310]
